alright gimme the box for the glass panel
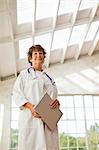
[85,21,99,41]
[69,149,78,150]
[10,128,18,149]
[58,96,66,108]
[65,96,74,108]
[17,0,34,24]
[36,0,59,20]
[79,0,98,10]
[94,121,99,133]
[69,134,77,147]
[77,134,86,147]
[87,121,95,131]
[58,0,77,15]
[11,99,17,107]
[76,121,85,133]
[75,108,84,120]
[0,104,4,141]
[61,108,67,120]
[94,96,99,107]
[85,108,94,120]
[11,108,19,121]
[84,95,93,107]
[11,121,18,129]
[60,148,67,150]
[52,28,70,50]
[19,38,33,59]
[69,24,87,46]
[34,33,51,52]
[67,121,76,134]
[94,108,99,119]
[88,122,99,149]
[58,120,67,134]
[74,95,83,108]
[59,132,68,148]
[67,108,75,120]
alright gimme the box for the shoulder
[17,69,28,80]
[20,69,28,75]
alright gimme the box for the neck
[33,65,42,71]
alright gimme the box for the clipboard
[34,93,63,131]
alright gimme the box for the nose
[37,53,41,57]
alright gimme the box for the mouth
[35,59,43,61]
[37,59,42,60]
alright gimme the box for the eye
[34,52,37,55]
[39,52,43,55]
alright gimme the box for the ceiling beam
[46,0,61,68]
[0,16,99,44]
[75,3,99,60]
[31,0,36,44]
[88,27,99,56]
[60,0,82,64]
[6,0,17,77]
[13,15,99,42]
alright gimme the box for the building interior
[0,0,99,150]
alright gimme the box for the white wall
[0,43,16,77]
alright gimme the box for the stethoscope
[27,67,55,85]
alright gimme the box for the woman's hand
[50,99,60,109]
[20,102,41,119]
[30,107,41,119]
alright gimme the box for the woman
[12,45,60,150]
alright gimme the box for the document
[35,93,63,131]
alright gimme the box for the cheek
[42,55,45,59]
[30,57,36,62]
[42,57,45,61]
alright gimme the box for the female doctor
[12,45,60,150]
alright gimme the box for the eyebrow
[33,51,43,53]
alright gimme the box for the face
[30,50,45,66]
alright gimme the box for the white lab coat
[12,68,59,150]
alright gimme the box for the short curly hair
[27,44,46,66]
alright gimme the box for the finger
[50,100,54,106]
[51,101,60,109]
[51,104,57,109]
[50,99,57,106]
[51,101,59,107]
[33,112,41,118]
[35,115,41,118]
[54,100,60,106]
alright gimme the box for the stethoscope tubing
[27,67,55,85]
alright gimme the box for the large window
[0,104,4,142]
[58,95,99,150]
[10,95,99,150]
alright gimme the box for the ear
[29,56,32,62]
[30,59,32,62]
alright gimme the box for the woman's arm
[22,102,41,118]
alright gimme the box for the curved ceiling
[0,0,99,79]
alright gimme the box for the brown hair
[27,44,46,66]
